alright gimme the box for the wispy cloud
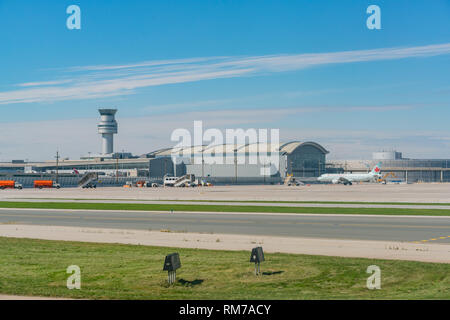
[2,43,450,105]
[67,57,228,72]
[277,105,413,114]
[17,79,73,87]
[142,98,237,112]
[141,89,352,113]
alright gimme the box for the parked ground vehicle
[136,180,154,187]
[0,180,23,189]
[82,182,96,188]
[34,180,61,189]
[164,174,196,187]
[123,181,134,188]
[163,176,177,187]
[284,175,304,186]
[287,178,303,186]
[78,172,98,189]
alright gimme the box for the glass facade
[287,145,326,177]
[380,159,450,168]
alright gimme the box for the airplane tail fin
[370,162,382,175]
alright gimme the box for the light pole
[234,148,238,184]
[55,150,59,184]
[115,154,119,184]
[263,162,266,184]
[201,147,204,184]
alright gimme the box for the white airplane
[317,162,382,185]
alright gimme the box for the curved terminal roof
[279,141,329,155]
[143,141,328,158]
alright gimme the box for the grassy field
[0,237,448,299]
[0,201,450,216]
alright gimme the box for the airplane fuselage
[317,162,382,185]
[317,173,378,184]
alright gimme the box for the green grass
[0,237,448,299]
[156,199,450,206]
[14,197,450,206]
[1,201,450,216]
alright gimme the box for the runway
[1,208,449,243]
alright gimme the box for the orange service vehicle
[33,180,61,189]
[0,180,23,190]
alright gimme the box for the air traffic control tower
[97,109,118,155]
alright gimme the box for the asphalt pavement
[1,208,449,243]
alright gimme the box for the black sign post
[250,247,265,276]
[163,253,181,284]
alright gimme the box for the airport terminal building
[0,141,329,186]
[2,108,450,186]
[328,151,450,183]
[3,147,448,186]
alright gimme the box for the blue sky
[0,0,449,160]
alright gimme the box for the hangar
[146,141,329,184]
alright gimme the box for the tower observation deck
[97,109,118,155]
